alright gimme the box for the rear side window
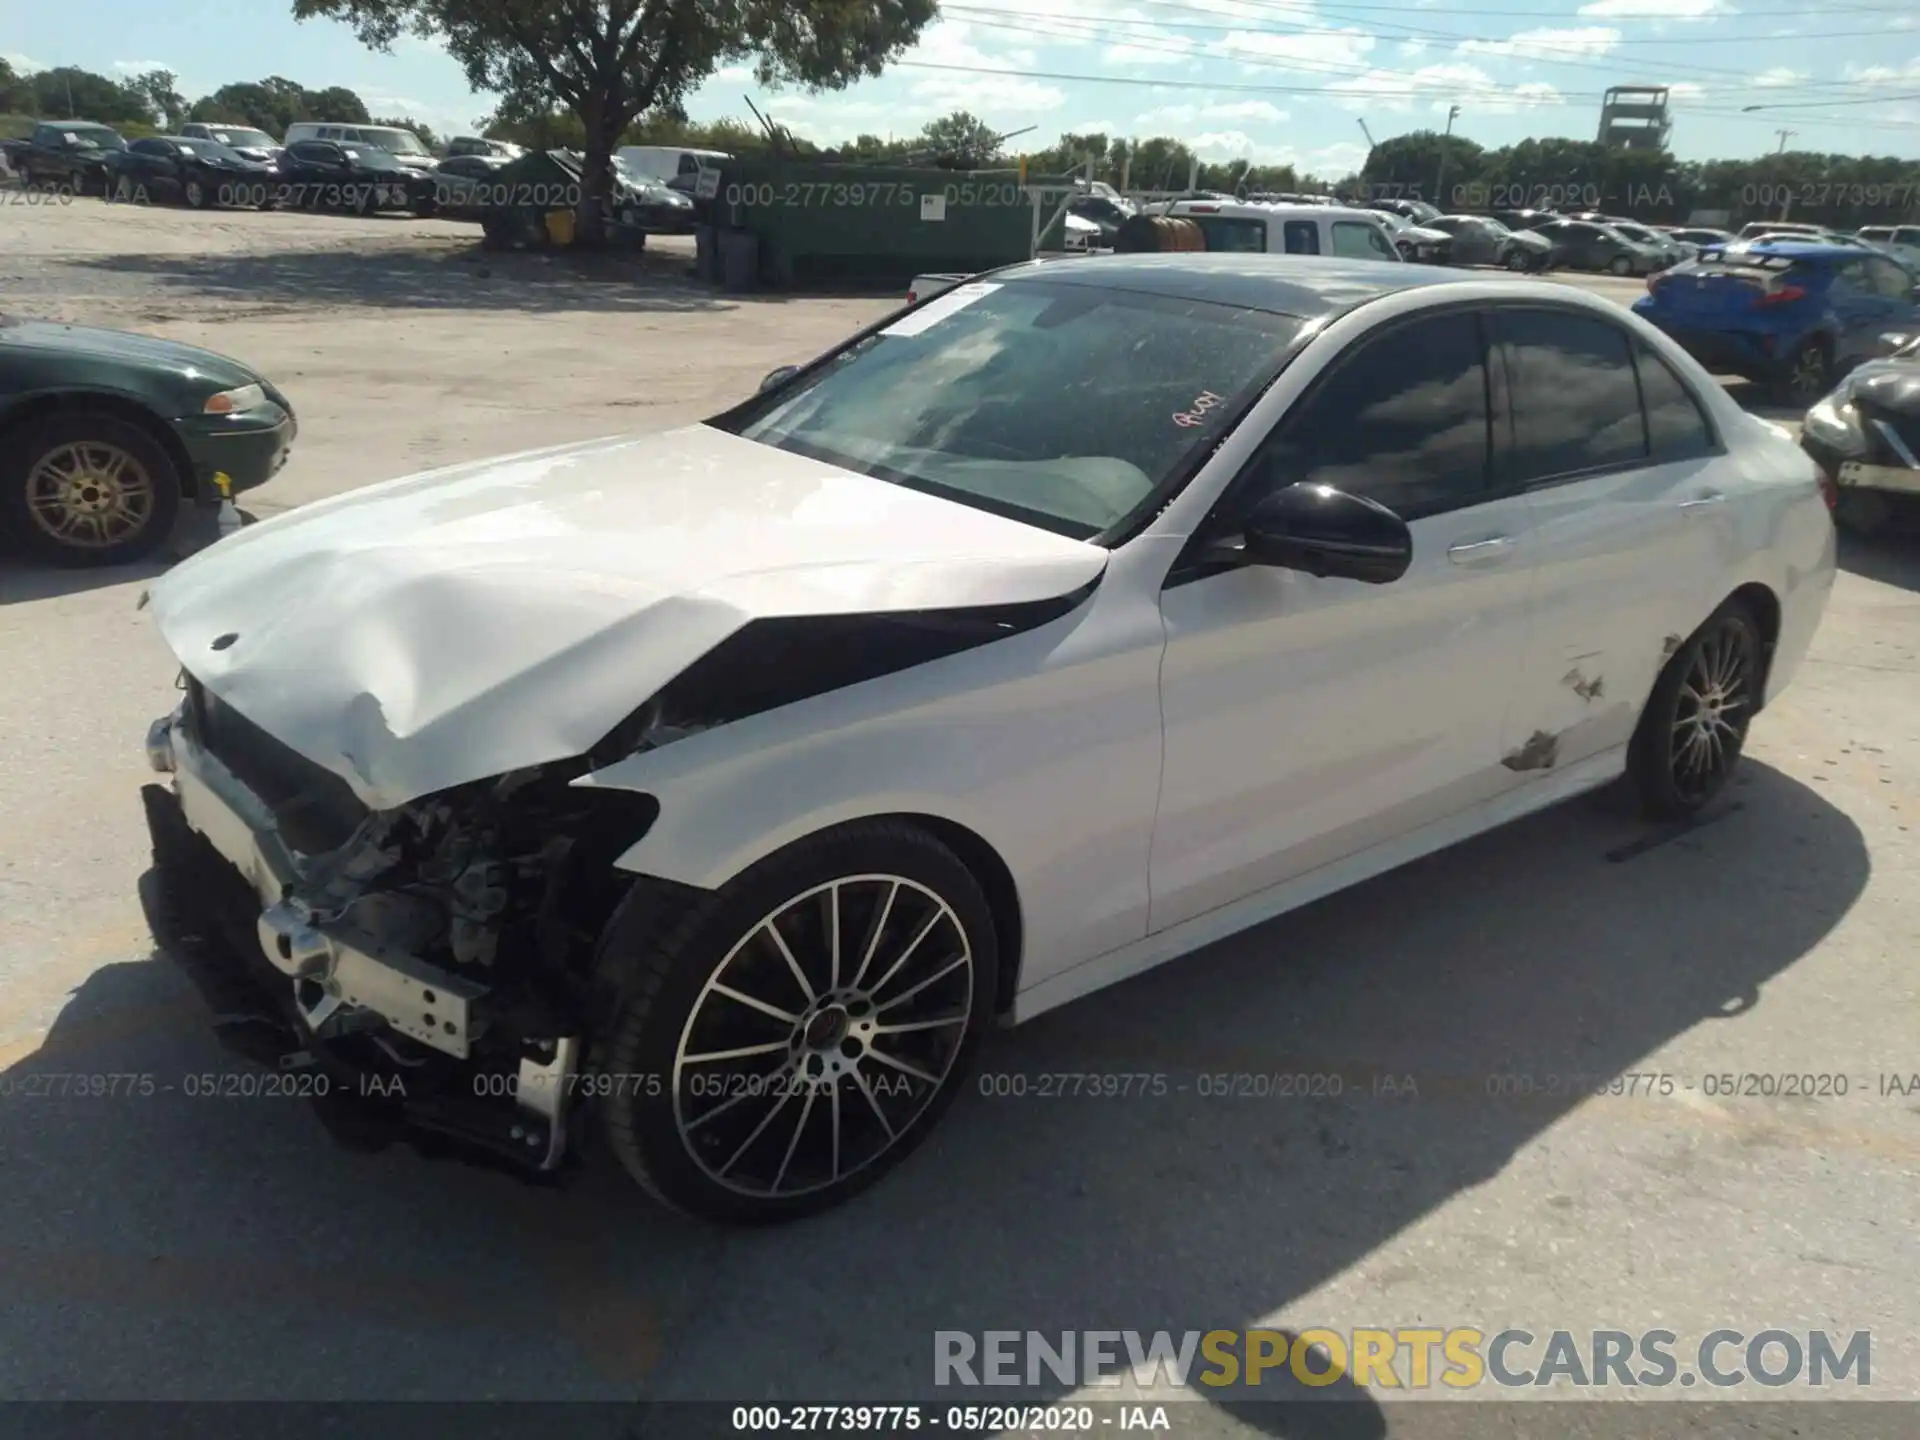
[1331,221,1381,259]
[1865,257,1913,298]
[1259,310,1492,520]
[1189,216,1267,253]
[1283,220,1319,254]
[678,153,703,175]
[1897,228,1920,245]
[1501,308,1648,481]
[1635,342,1716,462]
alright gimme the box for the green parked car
[0,316,295,566]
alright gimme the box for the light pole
[1433,104,1461,212]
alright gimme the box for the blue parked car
[1631,240,1920,406]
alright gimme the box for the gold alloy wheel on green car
[24,439,158,551]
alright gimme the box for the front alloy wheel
[1628,601,1762,819]
[1778,342,1831,406]
[184,179,208,209]
[2,413,183,566]
[1505,247,1531,270]
[596,821,997,1222]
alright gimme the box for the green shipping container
[704,160,1042,285]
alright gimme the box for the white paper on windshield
[920,192,947,222]
[880,282,1001,338]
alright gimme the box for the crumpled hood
[148,426,1108,811]
[1847,357,1920,416]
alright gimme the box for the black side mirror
[759,365,799,393]
[1238,482,1412,584]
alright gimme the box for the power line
[943,8,1872,100]
[891,58,1920,132]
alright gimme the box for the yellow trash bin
[544,208,576,246]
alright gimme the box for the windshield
[178,139,241,161]
[369,130,429,155]
[209,128,275,148]
[65,127,125,150]
[343,146,402,170]
[717,279,1303,539]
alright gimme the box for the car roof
[1722,240,1860,260]
[1170,200,1390,223]
[985,252,1471,317]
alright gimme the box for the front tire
[1608,255,1632,275]
[595,821,998,1223]
[184,179,209,209]
[1505,247,1531,271]
[1627,600,1763,820]
[1,412,182,566]
[1773,340,1831,407]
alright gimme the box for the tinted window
[1897,228,1920,245]
[1189,216,1267,253]
[1503,308,1647,479]
[1635,342,1716,462]
[131,139,168,155]
[1282,219,1319,254]
[1257,310,1491,520]
[678,153,703,174]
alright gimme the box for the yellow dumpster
[544,208,576,246]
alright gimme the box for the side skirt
[1007,747,1628,1025]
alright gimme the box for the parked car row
[3,118,713,231]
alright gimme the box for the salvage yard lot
[1,197,1916,1421]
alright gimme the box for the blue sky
[11,0,1920,173]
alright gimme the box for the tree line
[0,59,447,151]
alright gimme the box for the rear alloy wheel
[2,413,182,567]
[596,822,996,1223]
[1608,255,1633,275]
[1628,601,1763,820]
[1776,341,1831,407]
[1505,247,1531,271]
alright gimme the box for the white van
[1855,224,1920,269]
[1163,200,1403,262]
[617,146,730,184]
[281,122,437,171]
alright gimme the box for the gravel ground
[0,192,1915,1433]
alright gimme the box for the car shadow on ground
[61,244,736,316]
[0,758,1867,1426]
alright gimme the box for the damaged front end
[143,675,664,1175]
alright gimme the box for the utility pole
[1357,118,1377,150]
[1774,128,1796,220]
[1432,104,1461,212]
[1774,128,1794,154]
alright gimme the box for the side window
[678,153,702,175]
[1832,259,1869,294]
[1255,310,1492,521]
[1865,257,1912,298]
[1282,219,1319,254]
[1501,308,1647,480]
[1329,221,1379,259]
[1635,341,1717,462]
[131,139,165,156]
[1897,228,1920,246]
[1366,225,1398,260]
[1190,216,1266,253]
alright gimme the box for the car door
[1149,305,1540,931]
[1825,259,1902,369]
[1495,304,1732,772]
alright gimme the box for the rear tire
[1627,600,1763,821]
[1505,248,1530,271]
[594,821,998,1224]
[1608,255,1632,275]
[1773,340,1831,407]
[184,179,209,210]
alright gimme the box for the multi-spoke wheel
[2,412,182,566]
[1628,600,1764,819]
[594,821,998,1222]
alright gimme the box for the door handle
[1447,536,1517,565]
[1679,492,1726,515]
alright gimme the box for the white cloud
[1223,26,1375,72]
[1575,0,1729,17]
[1457,26,1621,60]
[1666,81,1708,101]
[1190,129,1258,157]
[1324,62,1563,114]
[1132,99,1287,130]
[713,65,755,83]
[112,60,170,75]
[1751,67,1806,88]
[4,53,44,74]
[1847,58,1920,85]
[1066,118,1121,133]
[1399,39,1430,56]
[907,21,1063,114]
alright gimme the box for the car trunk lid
[1647,254,1806,316]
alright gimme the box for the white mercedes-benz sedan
[140,253,1836,1223]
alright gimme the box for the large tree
[188,76,371,132]
[125,69,186,131]
[293,0,939,245]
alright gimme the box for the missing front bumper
[140,774,583,1177]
